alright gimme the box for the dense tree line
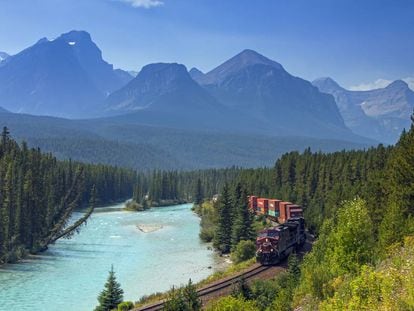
[213,183,256,253]
[0,128,137,264]
[131,168,244,205]
[204,118,414,310]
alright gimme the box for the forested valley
[0,128,137,264]
[130,117,414,310]
[2,114,414,309]
[197,118,414,310]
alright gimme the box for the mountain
[104,63,240,131]
[0,111,371,170]
[0,30,133,118]
[313,77,414,143]
[0,52,9,62]
[194,49,358,140]
[189,67,205,81]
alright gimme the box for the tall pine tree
[95,265,124,311]
[214,183,233,253]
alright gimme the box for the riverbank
[0,199,131,266]
[124,199,189,211]
[0,203,219,311]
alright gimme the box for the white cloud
[349,77,414,91]
[117,0,164,8]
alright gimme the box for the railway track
[134,264,273,311]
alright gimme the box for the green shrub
[118,301,134,311]
[231,240,256,264]
[206,296,258,311]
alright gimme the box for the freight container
[287,204,303,218]
[268,199,281,218]
[257,198,269,215]
[278,201,292,224]
[249,196,258,212]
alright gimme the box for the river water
[0,203,218,311]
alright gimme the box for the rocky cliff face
[313,77,414,143]
[0,31,132,118]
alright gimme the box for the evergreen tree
[214,183,233,253]
[182,279,201,311]
[163,286,187,311]
[231,186,254,248]
[194,178,203,205]
[95,265,124,311]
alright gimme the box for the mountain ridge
[0,30,132,118]
[313,77,414,143]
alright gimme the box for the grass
[133,258,257,307]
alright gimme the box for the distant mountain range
[313,77,414,143]
[0,30,370,143]
[0,31,132,118]
[103,49,365,141]
[190,49,351,139]
[1,28,411,169]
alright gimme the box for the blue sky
[0,0,413,88]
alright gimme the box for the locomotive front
[256,229,280,265]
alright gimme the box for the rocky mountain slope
[313,77,414,143]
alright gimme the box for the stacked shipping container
[268,199,281,218]
[248,195,303,224]
[257,198,269,214]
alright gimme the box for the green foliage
[213,183,233,253]
[117,301,134,311]
[230,240,256,264]
[296,199,374,303]
[163,279,201,311]
[197,201,217,243]
[231,277,252,300]
[287,254,301,285]
[249,278,282,311]
[0,129,137,263]
[194,178,203,205]
[231,184,255,247]
[319,236,414,310]
[210,182,256,254]
[95,265,124,311]
[205,296,258,311]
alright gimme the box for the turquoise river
[0,203,220,311]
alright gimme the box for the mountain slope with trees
[0,110,370,170]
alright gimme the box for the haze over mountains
[313,77,414,143]
[0,30,411,169]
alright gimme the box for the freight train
[249,196,306,265]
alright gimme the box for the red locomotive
[256,217,305,265]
